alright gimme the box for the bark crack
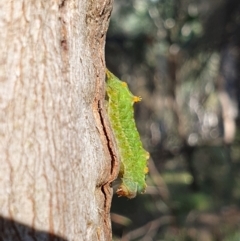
[94,97,119,240]
[97,100,116,175]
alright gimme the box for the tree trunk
[0,0,119,240]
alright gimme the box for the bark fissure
[97,101,116,175]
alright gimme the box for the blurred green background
[106,0,240,240]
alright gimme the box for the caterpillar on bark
[106,69,149,199]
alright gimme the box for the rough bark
[0,0,118,240]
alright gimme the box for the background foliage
[106,0,240,240]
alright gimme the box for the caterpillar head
[116,184,136,199]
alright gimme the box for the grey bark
[0,0,118,240]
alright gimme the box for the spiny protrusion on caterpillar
[106,69,149,199]
[133,96,142,102]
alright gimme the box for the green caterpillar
[106,69,149,199]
